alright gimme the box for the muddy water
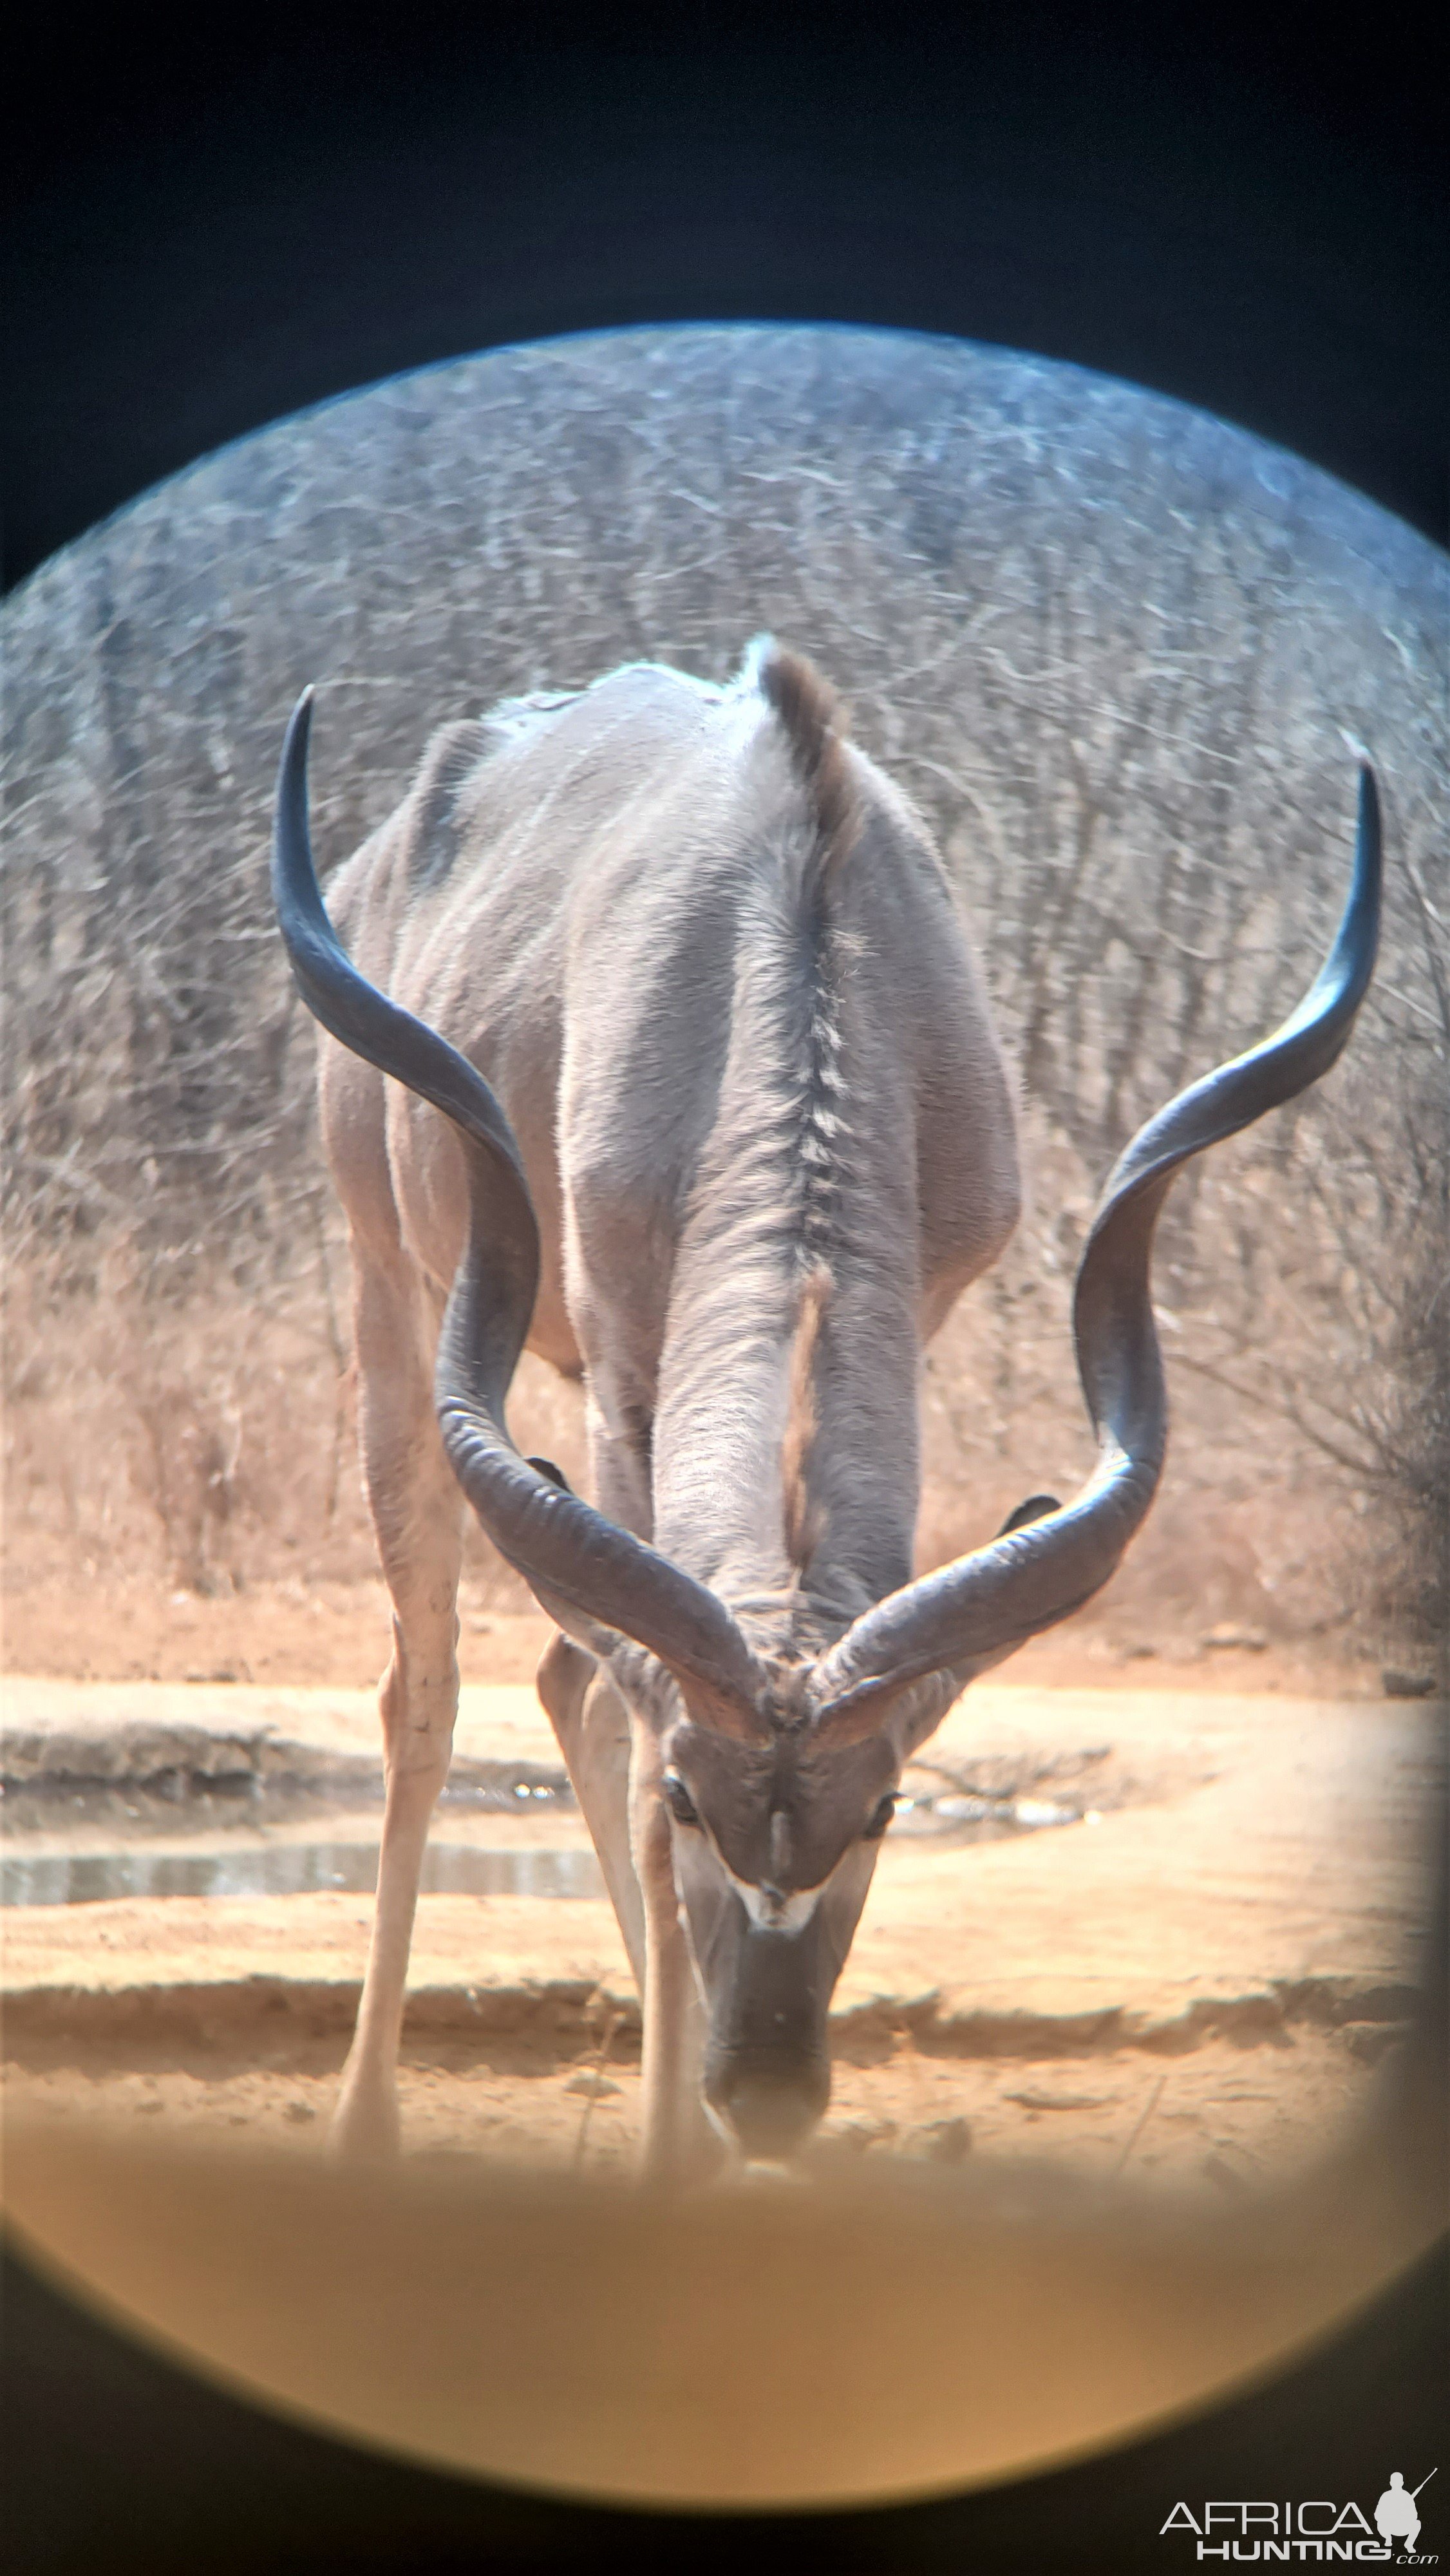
[1,1842,608,1908]
[1,1751,1094,1910]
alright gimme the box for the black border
[3,9,1445,2568]
[4,3,1445,586]
[4,2233,1447,2573]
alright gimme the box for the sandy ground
[4,1663,1441,2198]
[4,2016,1391,2198]
[1,1577,1410,1699]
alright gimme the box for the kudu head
[274,689,1380,2163]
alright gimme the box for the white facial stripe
[718,1856,825,1936]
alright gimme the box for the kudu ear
[995,1494,1061,1539]
[528,1456,573,1493]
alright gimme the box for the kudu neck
[648,1251,925,1625]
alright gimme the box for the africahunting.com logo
[1160,2468,1437,2562]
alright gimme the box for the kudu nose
[708,2058,832,2162]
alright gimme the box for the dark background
[3,4,1445,2568]
[3,2233,1446,2574]
[3,1,1445,589]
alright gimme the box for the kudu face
[655,1685,901,2159]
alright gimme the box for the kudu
[272,641,1379,2181]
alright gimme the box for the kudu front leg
[536,1634,646,1991]
[333,1611,459,2159]
[332,1268,464,2161]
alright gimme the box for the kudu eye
[663,1771,701,1828]
[862,1794,896,1841]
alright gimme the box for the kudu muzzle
[677,1839,878,2159]
[702,1909,835,2157]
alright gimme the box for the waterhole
[1,1841,608,1908]
[1,1754,1106,1906]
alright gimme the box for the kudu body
[273,641,1379,2180]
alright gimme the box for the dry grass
[3,330,1444,1673]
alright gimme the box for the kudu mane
[755,647,858,1595]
